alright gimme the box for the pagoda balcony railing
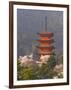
[38,44,53,47]
[37,52,55,55]
[37,39,54,44]
[39,37,53,40]
[38,48,54,51]
[36,46,55,49]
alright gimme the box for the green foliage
[17,55,60,80]
[59,55,63,64]
[57,55,63,64]
[47,55,56,70]
[17,60,24,80]
[37,55,57,79]
[58,73,63,78]
[17,59,39,80]
[18,67,37,80]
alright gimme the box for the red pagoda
[36,16,55,56]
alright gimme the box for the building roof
[37,32,54,37]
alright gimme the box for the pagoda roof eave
[36,39,54,42]
[36,46,55,49]
[37,52,55,55]
[37,32,53,35]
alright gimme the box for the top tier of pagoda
[36,17,55,55]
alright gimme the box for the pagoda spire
[36,16,55,55]
[45,16,47,32]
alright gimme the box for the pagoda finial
[45,16,47,32]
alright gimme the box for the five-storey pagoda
[36,16,55,56]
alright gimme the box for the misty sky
[17,9,63,57]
